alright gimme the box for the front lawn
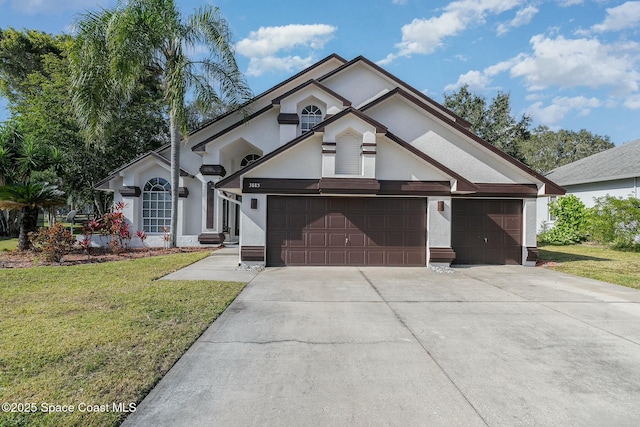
[0,238,18,251]
[539,243,640,289]
[0,252,245,426]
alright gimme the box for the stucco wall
[536,177,639,232]
[427,197,451,248]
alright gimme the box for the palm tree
[0,182,66,250]
[70,0,252,247]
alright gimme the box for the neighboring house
[96,54,564,267]
[537,139,640,232]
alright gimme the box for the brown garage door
[267,196,426,266]
[451,199,522,265]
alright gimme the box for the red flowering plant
[99,202,132,254]
[136,230,148,250]
[80,219,103,257]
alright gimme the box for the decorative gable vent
[335,132,361,175]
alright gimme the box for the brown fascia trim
[237,178,453,196]
[384,132,478,193]
[317,55,471,129]
[119,186,141,197]
[378,180,451,196]
[318,178,380,194]
[469,183,539,198]
[314,107,387,133]
[187,54,347,137]
[271,79,352,107]
[242,178,320,194]
[363,88,566,196]
[216,131,318,189]
[192,105,273,152]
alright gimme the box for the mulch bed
[0,246,215,269]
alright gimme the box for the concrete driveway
[123,265,640,426]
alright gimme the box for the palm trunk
[169,113,180,248]
[18,206,39,251]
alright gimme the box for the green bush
[29,223,77,263]
[538,194,588,245]
[587,196,640,250]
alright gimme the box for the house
[96,54,564,267]
[537,139,640,231]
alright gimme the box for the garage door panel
[328,233,346,247]
[328,251,346,265]
[452,199,522,265]
[308,232,326,246]
[288,251,306,265]
[267,196,426,266]
[348,251,365,264]
[367,214,385,229]
[348,233,366,247]
[308,251,327,265]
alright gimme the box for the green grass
[0,252,245,426]
[0,238,18,251]
[539,243,640,289]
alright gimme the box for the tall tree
[521,126,614,173]
[0,28,168,214]
[70,0,252,247]
[443,85,531,162]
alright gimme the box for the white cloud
[527,96,601,125]
[245,55,316,77]
[382,0,523,62]
[497,6,539,35]
[624,94,640,109]
[510,35,640,95]
[444,56,522,91]
[236,24,336,58]
[8,0,111,14]
[556,0,584,6]
[592,1,640,33]
[392,0,408,4]
[235,24,336,76]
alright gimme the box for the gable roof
[271,79,351,107]
[318,55,472,129]
[215,107,478,192]
[186,54,347,138]
[360,87,565,195]
[94,151,194,190]
[546,139,640,186]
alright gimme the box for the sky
[1,0,639,145]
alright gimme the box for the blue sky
[1,0,639,144]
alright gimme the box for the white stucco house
[96,54,564,267]
[537,139,640,232]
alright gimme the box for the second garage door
[267,196,426,266]
[451,199,523,265]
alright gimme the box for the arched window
[142,177,171,233]
[240,154,261,167]
[300,105,322,132]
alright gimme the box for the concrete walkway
[124,263,640,426]
[161,246,260,283]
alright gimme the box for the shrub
[538,194,588,245]
[29,223,77,263]
[99,202,131,253]
[587,196,640,250]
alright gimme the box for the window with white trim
[300,105,322,132]
[241,154,261,167]
[142,177,171,233]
